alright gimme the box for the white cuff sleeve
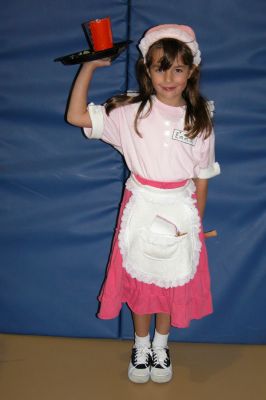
[198,162,221,179]
[83,103,104,139]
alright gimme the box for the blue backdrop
[0,0,265,343]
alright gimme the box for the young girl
[67,24,220,384]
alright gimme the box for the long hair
[105,38,213,138]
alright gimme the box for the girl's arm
[66,59,111,128]
[193,178,208,219]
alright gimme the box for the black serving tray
[54,41,131,65]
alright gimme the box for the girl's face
[148,48,193,107]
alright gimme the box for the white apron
[118,175,202,289]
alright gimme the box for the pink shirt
[84,96,220,182]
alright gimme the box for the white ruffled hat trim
[139,24,201,66]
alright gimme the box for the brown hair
[105,38,213,139]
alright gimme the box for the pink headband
[138,24,201,66]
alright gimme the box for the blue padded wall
[0,0,265,343]
[0,0,128,337]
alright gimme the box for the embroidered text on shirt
[172,129,197,146]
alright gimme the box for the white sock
[152,330,169,348]
[135,333,151,348]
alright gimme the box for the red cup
[89,17,113,51]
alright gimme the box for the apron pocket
[141,229,188,261]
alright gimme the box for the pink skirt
[97,175,213,328]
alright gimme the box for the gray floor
[0,334,265,400]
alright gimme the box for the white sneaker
[128,345,151,383]
[150,346,173,383]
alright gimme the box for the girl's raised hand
[82,58,112,70]
[67,57,111,128]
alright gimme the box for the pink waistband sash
[133,174,189,189]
